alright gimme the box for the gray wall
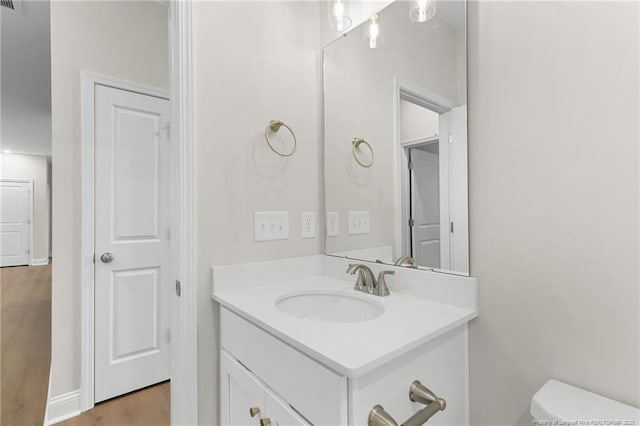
[467,1,639,423]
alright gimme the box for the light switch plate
[326,212,339,236]
[348,211,370,234]
[254,211,289,241]
[301,212,315,239]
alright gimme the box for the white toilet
[531,379,640,423]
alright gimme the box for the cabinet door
[265,387,309,426]
[221,351,265,426]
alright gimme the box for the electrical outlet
[348,211,370,234]
[301,212,315,239]
[326,212,339,236]
[254,212,289,241]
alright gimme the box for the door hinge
[175,280,182,297]
[450,222,454,233]
[166,122,171,140]
[93,253,95,264]
[26,249,30,255]
[408,218,414,227]
[408,161,414,170]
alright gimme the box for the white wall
[194,2,322,423]
[400,100,439,142]
[467,1,639,423]
[0,153,49,262]
[50,0,168,398]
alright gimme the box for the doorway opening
[393,77,463,271]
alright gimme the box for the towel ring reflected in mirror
[352,137,375,168]
[265,120,297,157]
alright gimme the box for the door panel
[411,149,440,268]
[113,107,161,240]
[111,267,160,361]
[94,84,170,403]
[0,181,30,267]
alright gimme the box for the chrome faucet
[346,264,394,297]
[394,256,417,268]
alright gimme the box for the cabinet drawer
[220,308,348,426]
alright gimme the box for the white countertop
[212,274,477,378]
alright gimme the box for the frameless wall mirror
[324,0,469,274]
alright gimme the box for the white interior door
[0,181,31,267]
[410,149,440,268]
[94,84,171,402]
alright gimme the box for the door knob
[100,252,114,263]
[249,407,260,417]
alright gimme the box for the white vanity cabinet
[219,307,470,426]
[220,351,308,426]
[220,307,349,425]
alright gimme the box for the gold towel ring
[352,137,374,168]
[265,120,297,157]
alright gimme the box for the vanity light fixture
[409,0,437,23]
[328,0,352,32]
[365,14,383,49]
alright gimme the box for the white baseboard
[45,389,81,425]
[31,258,50,266]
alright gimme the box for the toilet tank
[531,380,640,423]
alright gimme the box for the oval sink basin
[275,290,385,323]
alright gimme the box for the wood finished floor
[1,264,170,426]
[58,382,170,426]
[1,263,52,426]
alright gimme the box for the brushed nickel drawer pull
[368,380,446,426]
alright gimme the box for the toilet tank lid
[531,380,640,422]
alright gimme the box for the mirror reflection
[324,0,469,274]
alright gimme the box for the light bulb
[328,0,352,32]
[410,0,436,23]
[368,15,380,49]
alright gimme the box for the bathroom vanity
[212,1,475,424]
[212,255,478,426]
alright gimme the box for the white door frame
[80,71,169,411]
[392,76,456,263]
[168,1,199,424]
[78,1,197,423]
[0,179,34,266]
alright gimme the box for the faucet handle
[376,270,394,297]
